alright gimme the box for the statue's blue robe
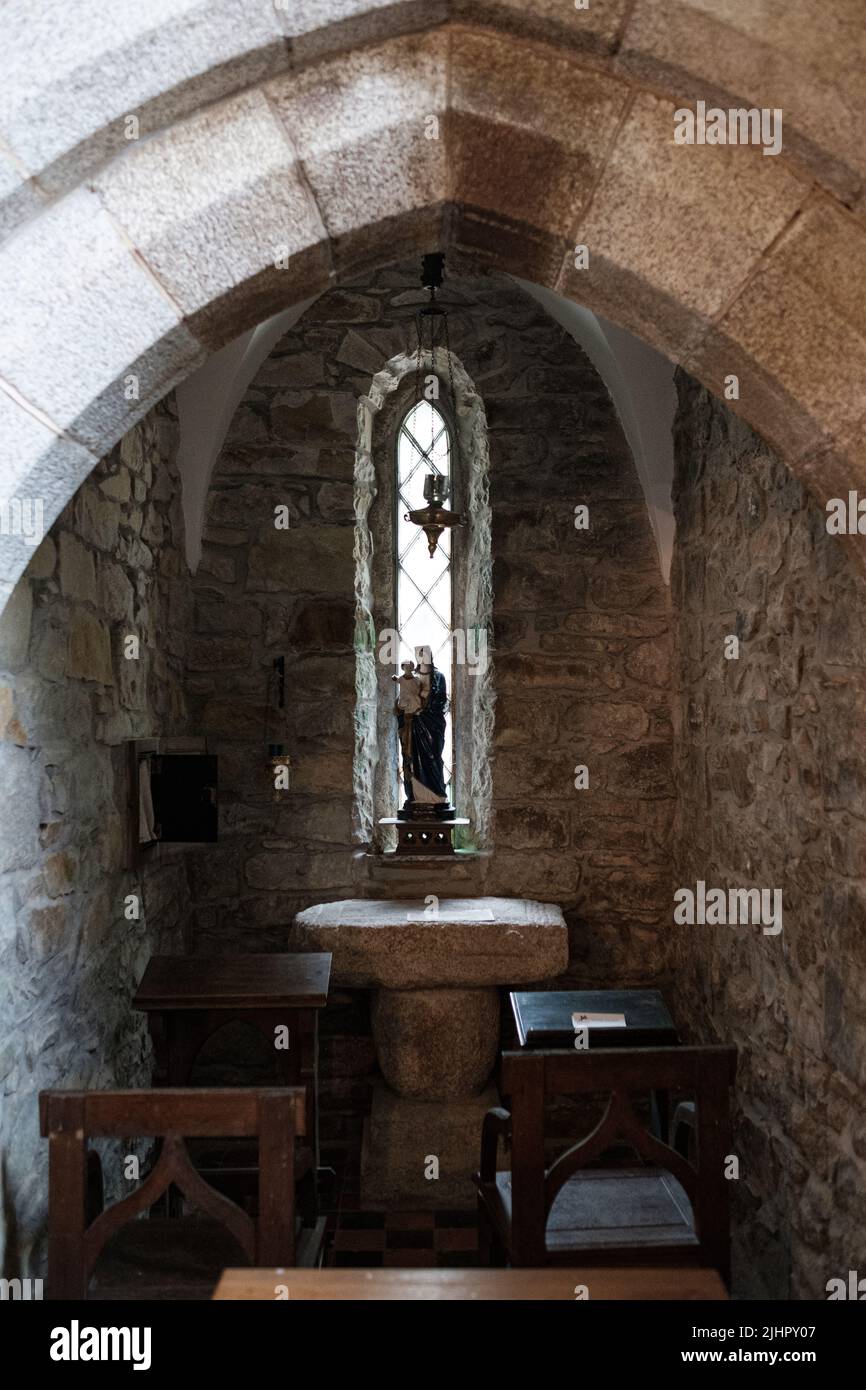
[399,667,448,801]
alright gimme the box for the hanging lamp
[403,252,465,558]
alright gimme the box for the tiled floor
[319,1150,480,1269]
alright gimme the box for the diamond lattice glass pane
[400,604,449,662]
[395,399,454,800]
[398,450,426,502]
[398,519,451,574]
[422,569,451,626]
[396,567,427,634]
[400,407,450,482]
[398,516,451,569]
[402,404,449,463]
[397,508,418,559]
[428,431,450,474]
[397,519,425,565]
[401,431,448,485]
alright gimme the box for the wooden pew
[475,1045,737,1284]
[39,1087,306,1300]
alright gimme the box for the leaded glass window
[396,399,454,800]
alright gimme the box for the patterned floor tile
[434,1227,478,1252]
[386,1229,435,1250]
[339,1211,387,1230]
[386,1211,436,1230]
[322,1164,480,1269]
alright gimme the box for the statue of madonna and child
[392,643,453,818]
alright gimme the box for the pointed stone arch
[1,12,866,611]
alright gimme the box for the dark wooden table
[510,988,679,1139]
[213,1267,727,1301]
[133,953,332,1177]
[510,988,679,1049]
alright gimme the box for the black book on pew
[509,988,679,1049]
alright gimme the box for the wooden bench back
[39,1087,305,1300]
[501,1045,737,1269]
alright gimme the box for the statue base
[379,816,470,856]
[397,800,455,822]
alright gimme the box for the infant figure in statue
[392,659,423,715]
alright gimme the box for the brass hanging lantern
[405,473,464,558]
[403,252,465,559]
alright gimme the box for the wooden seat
[475,1045,737,1284]
[491,1168,698,1254]
[40,1087,306,1300]
[88,1218,251,1301]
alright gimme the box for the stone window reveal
[353,349,494,854]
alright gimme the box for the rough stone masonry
[670,374,866,1299]
[0,397,191,1273]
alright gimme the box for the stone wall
[484,294,673,984]
[186,262,673,1162]
[669,374,866,1299]
[0,396,192,1277]
[189,264,673,954]
[185,310,358,955]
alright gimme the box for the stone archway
[2,7,866,609]
[2,3,866,1298]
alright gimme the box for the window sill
[361,847,489,865]
[355,848,492,891]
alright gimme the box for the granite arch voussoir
[2,20,866,611]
